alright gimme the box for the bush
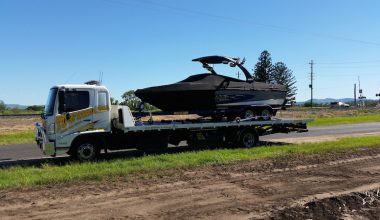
[303,102,328,107]
[26,105,44,111]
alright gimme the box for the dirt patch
[272,189,380,220]
[0,116,39,134]
[1,148,380,219]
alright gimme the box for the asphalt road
[261,121,380,142]
[1,122,380,167]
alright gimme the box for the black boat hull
[216,90,286,109]
[136,90,216,111]
[135,56,289,116]
[136,89,286,112]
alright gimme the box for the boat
[135,55,287,118]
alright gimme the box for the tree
[120,90,159,111]
[110,97,119,105]
[253,50,273,83]
[0,100,5,111]
[120,90,142,111]
[271,62,297,98]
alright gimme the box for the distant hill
[5,104,27,109]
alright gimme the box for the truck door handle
[83,119,91,122]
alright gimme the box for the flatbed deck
[120,118,312,132]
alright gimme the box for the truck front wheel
[72,139,100,161]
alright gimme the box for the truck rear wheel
[72,139,100,161]
[237,129,258,148]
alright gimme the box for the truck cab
[36,82,111,157]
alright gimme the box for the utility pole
[354,84,357,107]
[309,60,314,108]
[358,76,366,107]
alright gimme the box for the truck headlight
[47,123,55,134]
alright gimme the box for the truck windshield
[44,88,58,116]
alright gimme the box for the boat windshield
[44,88,58,116]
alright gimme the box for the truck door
[56,89,95,139]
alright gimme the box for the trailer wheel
[260,108,272,118]
[243,109,255,119]
[72,139,100,161]
[238,129,258,148]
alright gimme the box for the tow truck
[36,81,311,161]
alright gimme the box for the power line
[316,60,380,65]
[315,66,380,69]
[315,73,380,78]
[101,0,380,47]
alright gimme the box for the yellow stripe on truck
[56,106,109,132]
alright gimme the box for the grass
[0,131,35,145]
[1,136,380,189]
[308,114,380,127]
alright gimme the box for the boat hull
[136,90,216,111]
[216,90,286,109]
[135,72,287,114]
[136,89,286,112]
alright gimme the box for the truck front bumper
[35,123,56,156]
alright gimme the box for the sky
[1,0,380,105]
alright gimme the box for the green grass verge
[0,131,35,145]
[1,136,380,189]
[309,114,380,127]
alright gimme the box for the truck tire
[72,139,100,161]
[237,129,258,148]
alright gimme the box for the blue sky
[1,0,380,105]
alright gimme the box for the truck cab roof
[53,84,109,91]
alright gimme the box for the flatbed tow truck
[36,82,311,161]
